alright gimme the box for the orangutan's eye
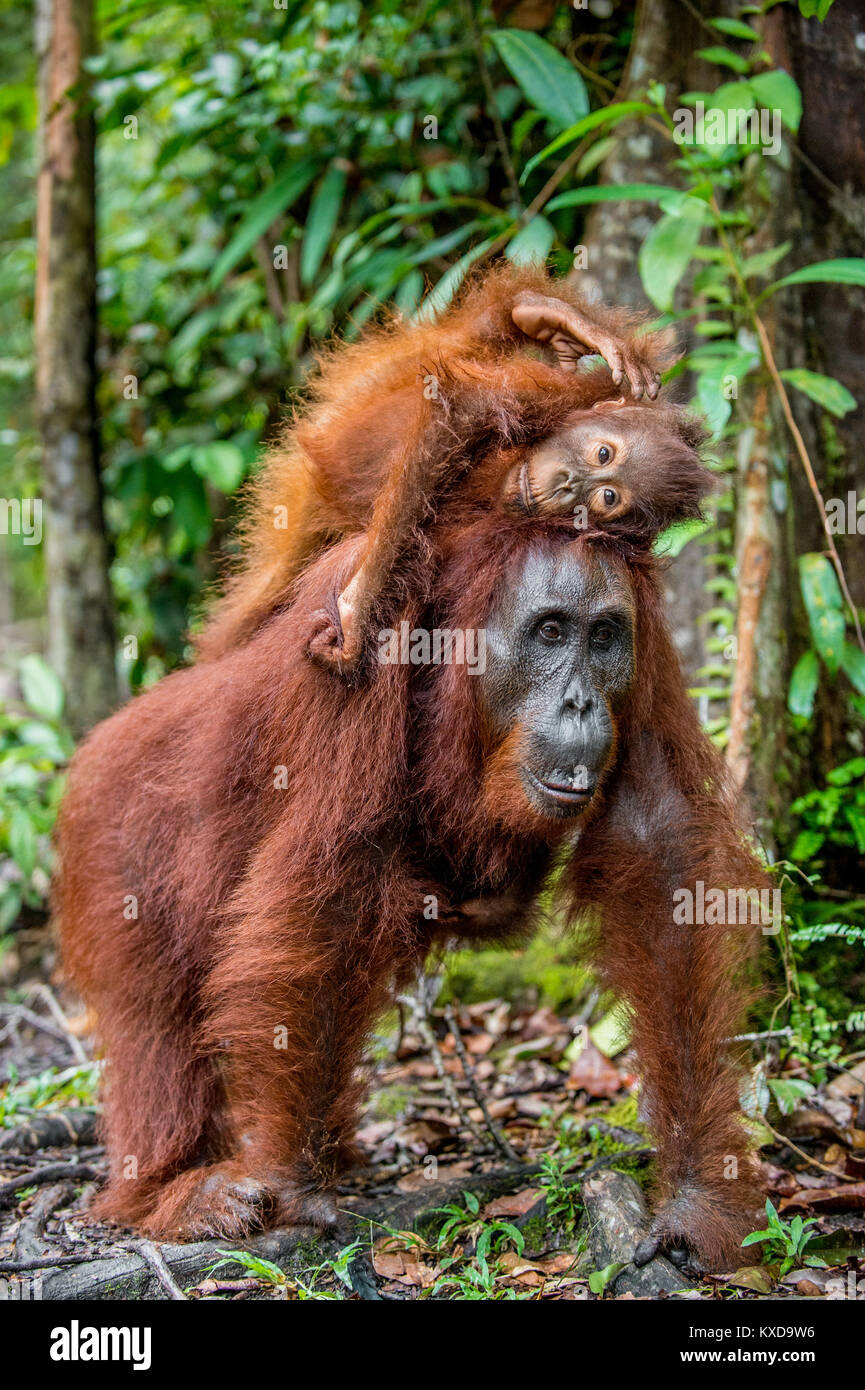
[603,487,618,507]
[538,620,563,643]
[591,622,615,648]
[598,445,611,465]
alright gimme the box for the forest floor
[1,927,864,1301]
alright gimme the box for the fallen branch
[0,1109,98,1154]
[443,1003,518,1162]
[0,1162,98,1210]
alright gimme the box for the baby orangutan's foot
[305,609,351,671]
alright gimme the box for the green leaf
[191,442,247,494]
[749,70,802,131]
[788,649,819,719]
[588,1262,624,1294]
[846,806,865,855]
[709,17,762,40]
[490,30,589,132]
[740,241,792,281]
[798,0,835,17]
[841,642,865,697]
[654,517,710,558]
[799,553,844,675]
[546,183,680,214]
[767,258,865,296]
[505,215,555,265]
[639,212,703,311]
[767,1077,815,1116]
[696,46,751,74]
[18,654,64,722]
[300,165,347,287]
[209,158,319,288]
[780,369,856,418]
[519,101,652,182]
[9,806,36,878]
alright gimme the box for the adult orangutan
[196,265,712,669]
[56,503,767,1268]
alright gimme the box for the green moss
[439,924,591,1011]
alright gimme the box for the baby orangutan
[198,265,711,673]
[498,401,707,534]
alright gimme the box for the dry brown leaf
[725,1265,774,1293]
[566,1040,624,1098]
[780,1182,865,1214]
[482,1187,543,1219]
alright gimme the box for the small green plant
[205,1249,287,1287]
[0,1063,100,1128]
[292,1240,364,1300]
[788,758,865,864]
[741,1199,826,1277]
[538,1152,581,1235]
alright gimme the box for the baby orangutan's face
[500,404,707,535]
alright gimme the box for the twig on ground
[0,1162,99,1210]
[123,1239,188,1300]
[765,1119,859,1182]
[27,983,90,1064]
[14,1181,73,1264]
[443,1003,519,1162]
[397,979,489,1152]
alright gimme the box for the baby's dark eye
[538,620,563,643]
[598,445,611,465]
[603,488,617,507]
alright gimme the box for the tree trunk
[35,0,116,737]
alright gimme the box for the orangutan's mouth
[523,767,594,813]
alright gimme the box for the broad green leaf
[780,368,856,418]
[788,649,819,718]
[639,211,703,311]
[696,46,751,74]
[749,70,802,132]
[490,30,588,132]
[18,654,64,721]
[505,215,555,265]
[654,517,710,558]
[546,183,680,214]
[656,190,712,222]
[799,552,844,675]
[191,442,247,494]
[766,258,865,296]
[300,165,347,287]
[841,642,865,697]
[767,1077,815,1116]
[740,241,791,280]
[209,157,319,288]
[709,17,761,40]
[847,806,865,855]
[798,0,835,17]
[9,806,36,878]
[519,101,652,183]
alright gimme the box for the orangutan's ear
[591,396,628,413]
